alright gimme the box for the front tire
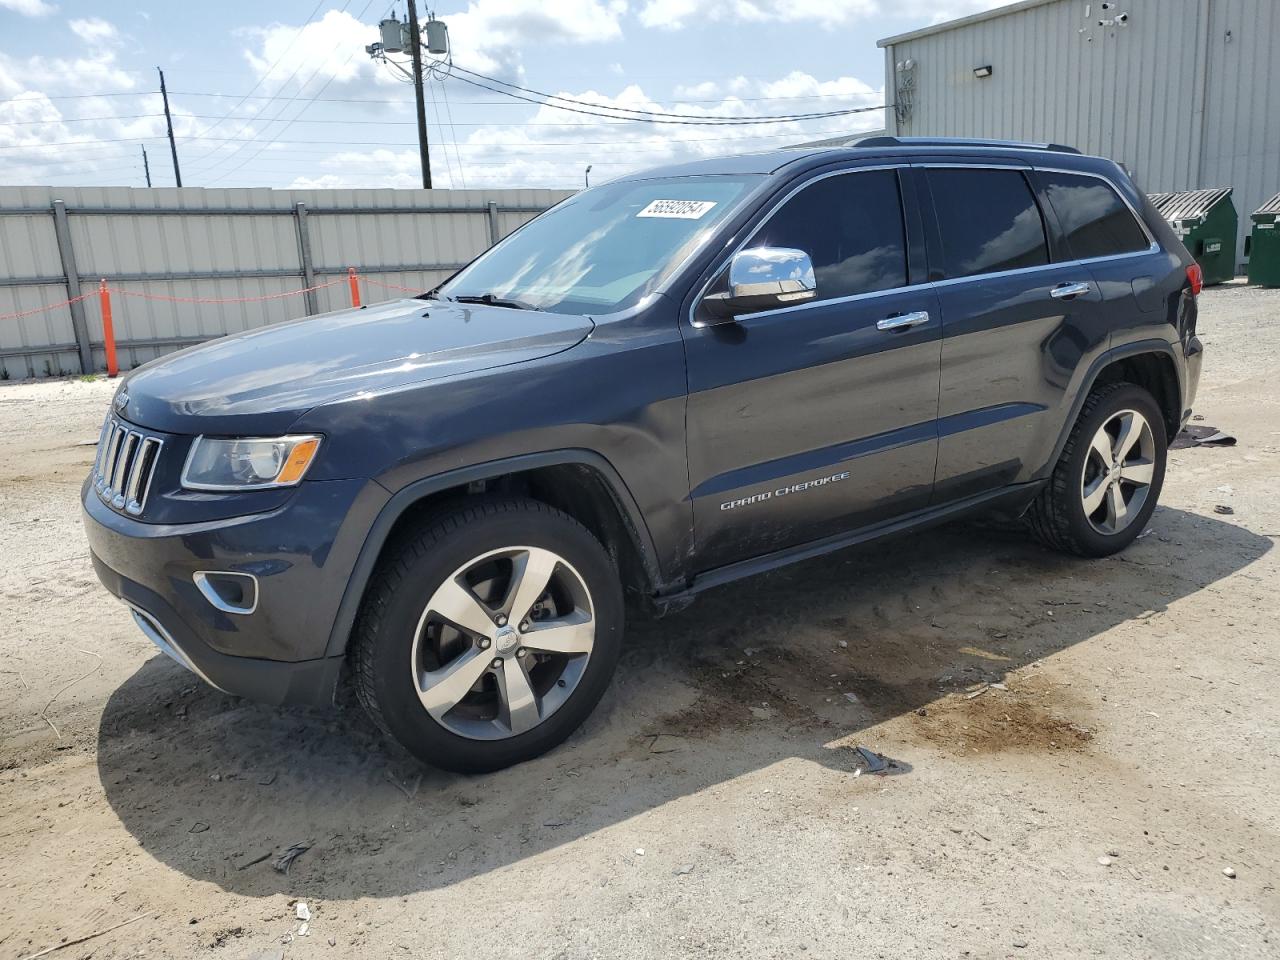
[1026,381,1167,557]
[352,498,623,773]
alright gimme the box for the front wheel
[1026,381,1168,557]
[352,499,623,773]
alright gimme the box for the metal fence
[0,185,572,380]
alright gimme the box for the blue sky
[0,0,1006,190]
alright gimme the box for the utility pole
[157,67,182,187]
[406,0,432,189]
[141,145,152,187]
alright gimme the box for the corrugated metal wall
[0,186,570,380]
[881,0,1279,267]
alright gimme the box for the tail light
[1186,262,1203,296]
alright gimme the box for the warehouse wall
[880,0,1279,267]
[0,186,571,380]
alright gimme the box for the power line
[433,60,885,125]
[0,113,165,126]
[186,0,329,143]
[201,0,387,182]
[183,0,358,168]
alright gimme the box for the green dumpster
[1245,192,1280,287]
[1148,187,1237,285]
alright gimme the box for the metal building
[878,0,1280,268]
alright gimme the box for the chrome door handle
[1050,281,1091,300]
[877,310,930,332]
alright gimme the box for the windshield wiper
[448,292,537,311]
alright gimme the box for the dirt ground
[1,283,1277,960]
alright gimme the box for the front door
[682,166,943,572]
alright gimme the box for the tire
[1026,381,1168,558]
[352,498,623,773]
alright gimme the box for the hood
[115,298,594,435]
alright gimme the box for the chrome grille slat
[111,432,138,506]
[91,414,164,517]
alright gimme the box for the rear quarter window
[1039,171,1151,260]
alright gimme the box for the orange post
[348,267,361,308]
[99,279,118,377]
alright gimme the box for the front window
[439,175,762,315]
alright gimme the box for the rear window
[1039,171,1151,260]
[926,168,1049,279]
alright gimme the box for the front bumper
[83,475,389,707]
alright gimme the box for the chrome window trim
[688,164,913,328]
[687,161,1165,326]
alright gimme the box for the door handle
[1050,281,1092,300]
[877,310,930,332]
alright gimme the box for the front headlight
[181,435,322,491]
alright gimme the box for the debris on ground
[17,912,152,959]
[272,842,311,874]
[1223,867,1237,878]
[237,850,273,871]
[295,902,311,922]
[848,746,909,777]
[1172,425,1237,448]
[1098,856,1113,867]
[674,863,695,876]
[1214,505,1235,515]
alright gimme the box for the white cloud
[0,0,56,16]
[429,0,628,76]
[242,10,392,93]
[69,17,120,44]
[638,0,1009,30]
[673,80,720,100]
[285,71,888,191]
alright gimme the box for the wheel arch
[323,451,663,659]
[1040,340,1183,481]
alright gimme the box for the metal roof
[877,0,1063,47]
[1148,187,1234,222]
[1255,192,1280,216]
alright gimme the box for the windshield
[438,175,761,315]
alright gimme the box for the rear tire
[352,498,623,773]
[1026,382,1167,557]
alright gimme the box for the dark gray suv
[83,137,1204,772]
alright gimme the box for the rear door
[921,164,1107,503]
[682,165,942,571]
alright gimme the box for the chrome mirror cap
[702,246,816,322]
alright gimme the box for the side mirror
[701,247,816,322]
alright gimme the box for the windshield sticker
[636,199,718,220]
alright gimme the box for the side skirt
[653,480,1045,612]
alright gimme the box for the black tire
[352,498,623,773]
[1026,381,1168,557]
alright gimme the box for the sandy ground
[1,283,1277,960]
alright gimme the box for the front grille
[92,415,163,516]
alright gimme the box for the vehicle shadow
[96,505,1269,899]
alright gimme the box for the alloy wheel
[410,546,595,741]
[1080,408,1156,535]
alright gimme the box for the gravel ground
[1,282,1277,960]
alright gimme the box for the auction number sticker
[637,199,717,219]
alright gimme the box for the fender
[322,449,665,658]
[1036,337,1183,483]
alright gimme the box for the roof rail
[855,136,1082,155]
